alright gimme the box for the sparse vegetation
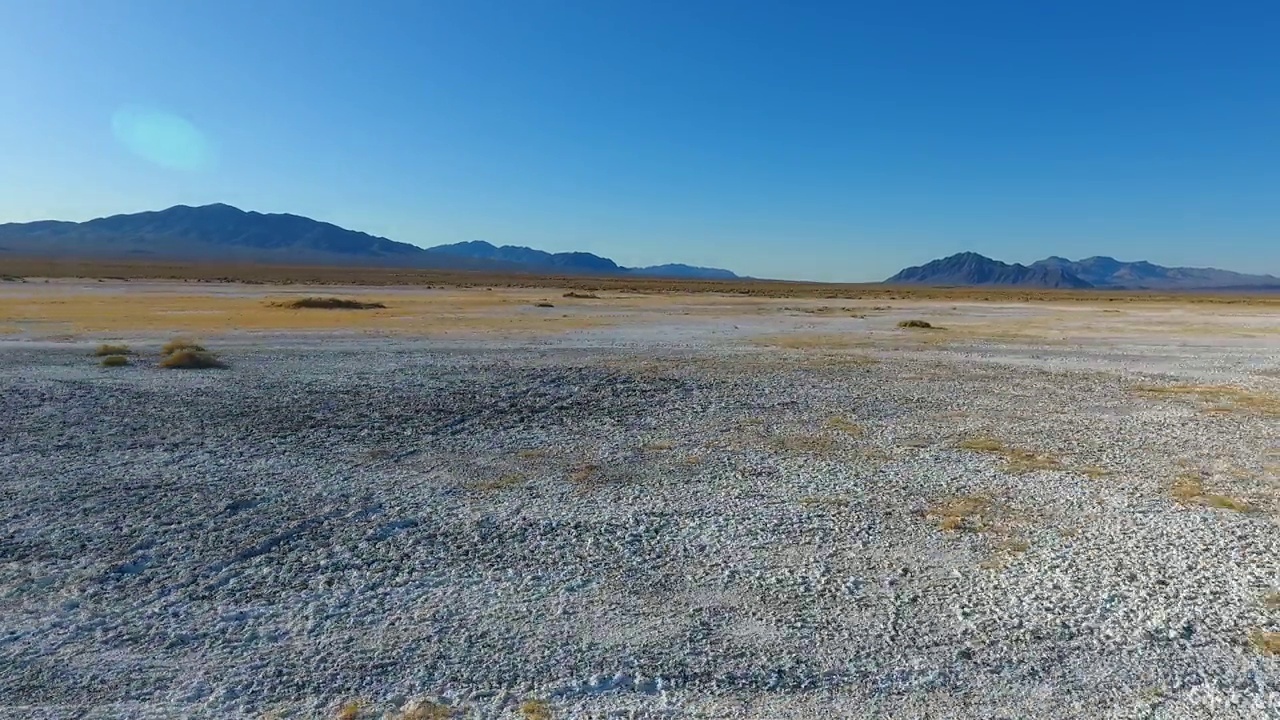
[159,348,225,369]
[519,699,553,720]
[643,439,675,451]
[569,464,600,485]
[396,701,455,719]
[928,495,994,532]
[467,474,525,492]
[1133,384,1280,417]
[1248,629,1280,655]
[826,417,863,436]
[94,343,132,356]
[100,354,130,367]
[336,701,362,720]
[161,338,206,355]
[516,448,549,459]
[533,302,555,308]
[773,433,838,455]
[1171,473,1252,512]
[562,291,599,299]
[957,437,1063,473]
[1264,592,1280,610]
[898,319,936,329]
[272,297,387,310]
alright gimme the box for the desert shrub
[159,349,225,369]
[562,291,599,299]
[519,700,552,720]
[100,354,130,367]
[273,297,386,310]
[898,319,934,328]
[95,343,132,356]
[162,338,206,355]
[533,302,555,308]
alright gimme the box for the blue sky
[3,1,1279,281]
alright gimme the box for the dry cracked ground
[1,285,1279,718]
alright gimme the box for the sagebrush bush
[159,349,225,369]
[100,354,130,367]
[273,297,386,310]
[898,319,934,328]
[95,343,132,356]
[162,338,206,355]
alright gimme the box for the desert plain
[1,275,1279,719]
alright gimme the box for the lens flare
[111,106,215,171]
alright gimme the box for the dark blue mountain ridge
[887,252,1280,290]
[0,204,740,278]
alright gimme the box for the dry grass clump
[1262,591,1280,610]
[643,439,675,451]
[927,495,994,532]
[159,348,225,369]
[396,701,455,719]
[516,448,549,459]
[161,338,206,355]
[1133,384,1280,417]
[1171,473,1252,512]
[773,433,839,455]
[94,343,132,356]
[826,417,863,436]
[568,463,600,485]
[100,354,130,367]
[468,474,525,492]
[272,296,387,310]
[898,319,936,329]
[1249,629,1280,655]
[956,437,1063,474]
[562,291,599,299]
[519,699,553,720]
[1079,465,1111,479]
[336,701,361,720]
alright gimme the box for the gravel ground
[2,327,1279,719]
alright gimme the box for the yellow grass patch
[773,434,839,455]
[467,474,525,492]
[826,417,863,436]
[956,437,1064,474]
[0,289,619,337]
[1171,473,1252,512]
[519,699,553,720]
[928,496,994,533]
[1133,384,1280,417]
[1249,629,1280,655]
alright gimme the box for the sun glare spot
[111,106,215,171]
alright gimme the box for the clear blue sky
[3,1,1279,281]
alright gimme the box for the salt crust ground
[1,309,1279,719]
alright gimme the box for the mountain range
[0,203,739,279]
[886,252,1280,290]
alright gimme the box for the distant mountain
[886,252,1093,289]
[0,204,741,279]
[888,252,1280,290]
[627,263,740,280]
[1031,255,1280,290]
[0,204,506,270]
[427,240,739,279]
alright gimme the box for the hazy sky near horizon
[3,1,1279,281]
